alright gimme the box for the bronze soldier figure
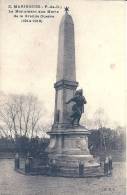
[66,89,87,126]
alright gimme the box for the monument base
[47,126,103,177]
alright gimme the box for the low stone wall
[15,155,108,178]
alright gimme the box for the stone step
[31,167,48,175]
[21,163,105,177]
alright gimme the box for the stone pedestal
[48,126,100,177]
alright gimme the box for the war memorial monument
[15,8,104,177]
[47,8,103,177]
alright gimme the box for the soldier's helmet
[75,89,83,96]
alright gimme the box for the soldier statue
[66,89,87,126]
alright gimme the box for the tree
[93,108,109,151]
[93,108,109,129]
[80,108,94,129]
[0,94,44,138]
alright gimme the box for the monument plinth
[48,8,101,177]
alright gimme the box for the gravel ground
[0,159,126,195]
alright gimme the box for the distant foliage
[88,127,126,154]
[15,136,49,157]
[0,137,15,152]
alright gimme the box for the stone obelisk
[53,7,78,128]
[48,8,101,177]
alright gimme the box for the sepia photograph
[0,0,126,194]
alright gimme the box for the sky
[0,0,126,128]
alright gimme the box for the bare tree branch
[0,94,44,138]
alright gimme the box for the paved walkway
[0,159,126,195]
